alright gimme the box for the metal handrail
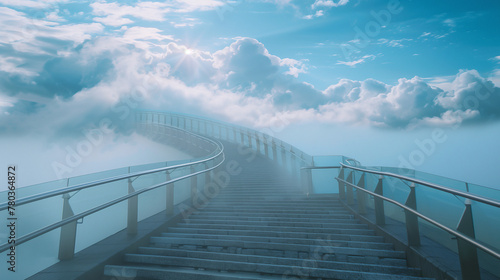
[0,124,222,211]
[340,163,500,209]
[138,110,314,166]
[0,150,225,253]
[336,177,500,260]
[301,166,341,170]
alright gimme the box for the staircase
[103,143,433,280]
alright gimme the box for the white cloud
[91,0,225,26]
[0,56,38,76]
[377,38,413,48]
[280,58,307,77]
[1,26,500,134]
[0,7,103,53]
[302,9,324,19]
[312,0,349,9]
[337,54,376,67]
[91,1,170,26]
[0,0,69,9]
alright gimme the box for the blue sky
[0,0,500,189]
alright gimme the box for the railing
[136,110,314,178]
[0,122,224,279]
[336,163,500,280]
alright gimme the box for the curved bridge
[1,111,499,280]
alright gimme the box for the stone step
[174,223,376,235]
[207,199,342,205]
[159,233,393,250]
[190,210,354,219]
[200,205,349,212]
[150,237,406,259]
[135,247,420,275]
[190,214,354,222]
[196,207,349,215]
[166,227,384,243]
[118,255,430,280]
[181,219,368,229]
[104,265,284,280]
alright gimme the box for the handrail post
[255,132,261,154]
[127,178,138,235]
[457,199,480,280]
[338,167,346,200]
[166,171,174,216]
[263,138,269,158]
[346,171,354,205]
[281,143,287,168]
[301,168,314,195]
[58,193,77,260]
[405,183,420,246]
[272,140,278,162]
[374,175,385,226]
[247,131,252,148]
[290,149,297,178]
[191,165,198,206]
[356,173,367,214]
[204,162,211,193]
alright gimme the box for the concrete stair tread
[119,254,432,280]
[167,227,384,242]
[159,233,393,250]
[135,247,420,275]
[104,265,290,280]
[150,236,406,259]
[174,223,376,235]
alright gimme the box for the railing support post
[272,141,278,162]
[255,133,261,154]
[58,193,77,260]
[166,171,174,216]
[457,199,480,280]
[290,150,297,178]
[338,167,345,200]
[263,139,269,158]
[191,165,198,206]
[346,171,354,205]
[374,176,385,226]
[356,173,367,214]
[247,132,252,148]
[405,183,420,246]
[281,144,287,168]
[204,162,211,193]
[127,178,138,236]
[307,168,313,194]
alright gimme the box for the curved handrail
[340,163,500,208]
[0,151,225,253]
[137,110,314,167]
[0,124,222,211]
[336,177,500,260]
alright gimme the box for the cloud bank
[0,7,499,137]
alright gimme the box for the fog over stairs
[103,141,433,280]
